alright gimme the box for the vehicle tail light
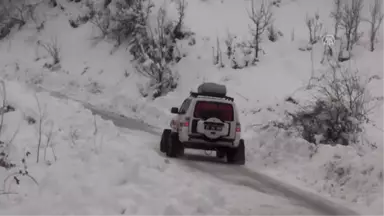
[182,117,190,127]
[170,120,175,127]
[236,123,241,132]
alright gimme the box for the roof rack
[190,91,234,102]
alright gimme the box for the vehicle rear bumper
[182,135,237,150]
[183,141,235,150]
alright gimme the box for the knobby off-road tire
[166,132,184,158]
[160,129,171,153]
[226,139,245,165]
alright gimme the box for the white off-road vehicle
[160,83,245,165]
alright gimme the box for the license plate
[205,125,222,131]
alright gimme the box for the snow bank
[0,82,148,213]
[243,99,383,215]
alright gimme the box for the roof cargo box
[197,83,227,97]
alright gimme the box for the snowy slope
[0,79,330,215]
[0,0,382,214]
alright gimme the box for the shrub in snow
[85,0,191,51]
[213,0,274,69]
[0,81,15,170]
[230,43,253,69]
[251,125,383,209]
[85,81,104,94]
[37,37,61,71]
[270,0,281,7]
[68,1,96,29]
[288,65,383,145]
[298,42,312,52]
[267,24,278,42]
[338,49,350,62]
[327,37,350,63]
[0,0,40,39]
[220,33,257,69]
[48,0,58,8]
[209,4,265,69]
[82,0,187,98]
[173,0,190,40]
[132,6,181,98]
[0,146,15,169]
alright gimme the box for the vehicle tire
[226,139,245,165]
[160,129,171,153]
[216,150,225,159]
[166,132,182,158]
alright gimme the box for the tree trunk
[255,24,260,60]
[370,23,375,52]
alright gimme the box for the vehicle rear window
[193,101,234,121]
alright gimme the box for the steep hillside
[0,0,382,214]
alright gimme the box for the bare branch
[37,37,60,66]
[0,190,17,195]
[43,122,54,161]
[173,0,187,40]
[330,0,342,38]
[34,93,45,163]
[0,80,6,135]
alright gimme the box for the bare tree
[330,0,342,38]
[351,0,363,45]
[340,0,363,51]
[224,31,236,59]
[213,36,224,67]
[365,0,384,51]
[247,0,273,61]
[340,4,353,50]
[305,12,323,44]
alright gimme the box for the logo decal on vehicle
[322,34,335,46]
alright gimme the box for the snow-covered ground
[0,0,382,214]
[0,79,330,215]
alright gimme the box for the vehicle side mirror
[170,107,179,114]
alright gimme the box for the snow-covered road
[91,108,358,215]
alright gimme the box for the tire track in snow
[32,84,160,134]
[181,158,359,216]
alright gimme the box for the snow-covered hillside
[0,0,382,214]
